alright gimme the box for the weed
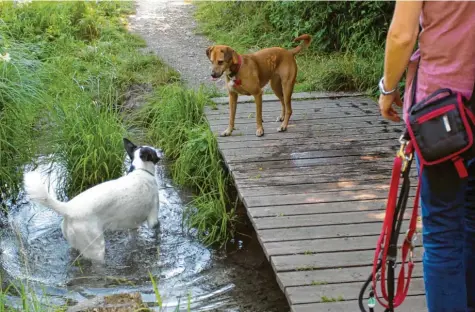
[321,295,344,302]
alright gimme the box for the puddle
[0,154,288,311]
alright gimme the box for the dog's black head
[123,138,161,173]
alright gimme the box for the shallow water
[0,157,244,311]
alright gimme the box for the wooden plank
[222,143,399,163]
[286,279,425,304]
[277,265,423,287]
[244,189,418,207]
[257,220,415,243]
[263,235,422,257]
[248,199,402,217]
[253,210,413,230]
[228,156,394,171]
[209,92,368,105]
[215,124,403,143]
[271,248,423,272]
[206,103,378,118]
[210,120,399,137]
[240,172,418,188]
[207,110,380,125]
[290,296,427,312]
[238,180,417,197]
[208,114,389,127]
[217,133,402,150]
[231,161,399,179]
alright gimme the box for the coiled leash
[358,132,420,312]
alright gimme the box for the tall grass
[132,84,236,246]
[0,1,178,201]
[193,1,394,95]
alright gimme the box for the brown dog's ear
[224,47,238,64]
[206,46,214,60]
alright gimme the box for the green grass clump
[193,1,393,95]
[133,84,235,246]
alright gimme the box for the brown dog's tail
[289,34,312,55]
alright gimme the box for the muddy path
[127,1,289,311]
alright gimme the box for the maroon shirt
[403,1,475,121]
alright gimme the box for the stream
[0,154,288,312]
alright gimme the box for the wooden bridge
[204,92,427,312]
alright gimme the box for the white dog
[23,138,161,263]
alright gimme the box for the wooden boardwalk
[205,92,427,312]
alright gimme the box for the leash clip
[397,135,413,171]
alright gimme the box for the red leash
[372,136,420,310]
[359,135,420,312]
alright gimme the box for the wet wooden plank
[286,279,425,304]
[290,296,427,312]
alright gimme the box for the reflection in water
[0,158,239,311]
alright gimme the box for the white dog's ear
[123,138,137,160]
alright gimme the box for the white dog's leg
[147,208,160,239]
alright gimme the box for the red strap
[453,157,468,178]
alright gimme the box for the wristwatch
[378,77,397,95]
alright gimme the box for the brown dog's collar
[228,55,242,78]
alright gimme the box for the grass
[131,84,237,247]
[193,1,388,95]
[0,1,178,204]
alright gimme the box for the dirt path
[128,0,225,92]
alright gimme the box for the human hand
[378,90,403,122]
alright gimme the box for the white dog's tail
[23,171,70,217]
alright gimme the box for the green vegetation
[131,84,236,246]
[0,1,177,203]
[0,0,233,247]
[194,1,398,94]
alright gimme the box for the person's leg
[464,158,475,312]
[417,157,467,312]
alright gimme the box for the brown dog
[206,34,311,137]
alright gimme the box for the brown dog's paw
[277,125,287,132]
[220,128,233,137]
[256,127,264,137]
[276,116,284,122]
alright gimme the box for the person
[377,1,475,311]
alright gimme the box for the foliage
[194,1,395,94]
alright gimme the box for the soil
[127,1,290,312]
